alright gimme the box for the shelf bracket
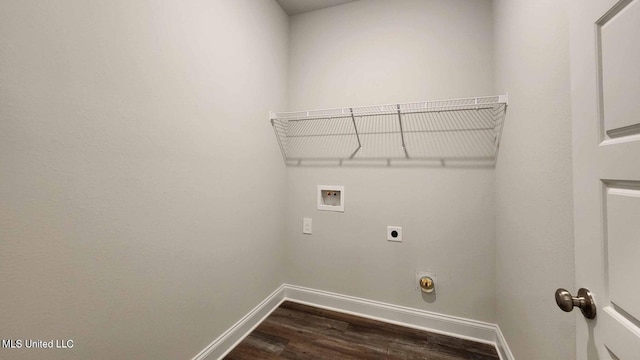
[397,104,409,158]
[349,108,362,159]
[270,118,288,165]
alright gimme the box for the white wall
[288,0,495,109]
[0,1,288,359]
[285,0,497,322]
[493,0,575,359]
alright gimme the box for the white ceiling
[276,0,358,16]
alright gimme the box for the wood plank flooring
[224,301,499,360]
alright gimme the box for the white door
[570,0,640,358]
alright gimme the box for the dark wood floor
[224,301,499,360]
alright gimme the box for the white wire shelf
[270,95,508,167]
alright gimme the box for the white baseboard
[193,283,514,360]
[495,324,516,360]
[191,284,286,360]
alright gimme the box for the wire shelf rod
[276,106,500,122]
[285,127,495,138]
[273,95,503,117]
[285,156,496,161]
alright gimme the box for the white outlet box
[317,185,344,212]
[387,226,402,242]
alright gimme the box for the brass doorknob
[555,288,596,319]
[419,276,435,293]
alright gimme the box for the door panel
[605,184,640,322]
[599,0,640,136]
[601,307,640,360]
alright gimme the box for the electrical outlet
[387,226,402,242]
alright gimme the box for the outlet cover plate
[303,217,312,235]
[387,226,402,242]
